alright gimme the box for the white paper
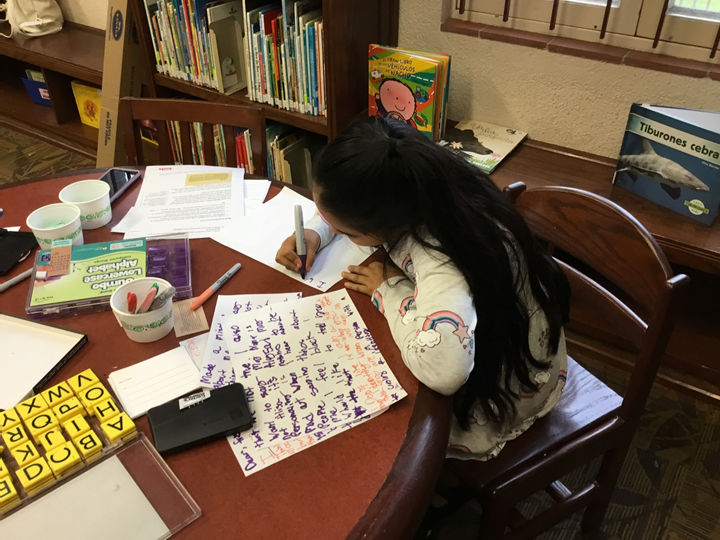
[0,456,170,540]
[244,179,271,215]
[122,165,245,239]
[0,315,85,409]
[197,293,303,389]
[111,206,146,234]
[3,226,21,232]
[212,187,375,291]
[223,290,407,475]
[179,332,209,371]
[107,347,201,419]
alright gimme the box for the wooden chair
[444,183,689,538]
[119,97,266,175]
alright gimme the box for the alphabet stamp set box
[0,368,200,537]
[25,235,192,320]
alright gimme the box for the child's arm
[275,212,333,273]
[373,247,476,396]
[305,212,335,249]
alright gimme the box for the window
[456,0,720,58]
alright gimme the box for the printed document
[120,165,245,239]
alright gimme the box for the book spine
[244,129,254,174]
[241,1,254,100]
[167,1,190,81]
[317,20,325,116]
[271,17,281,107]
[302,23,310,114]
[181,0,200,85]
[308,22,317,116]
[143,1,163,73]
[151,14,167,75]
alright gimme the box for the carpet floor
[0,125,94,188]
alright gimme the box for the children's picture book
[439,119,527,174]
[368,44,451,140]
[613,103,720,226]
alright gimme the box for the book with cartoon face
[368,44,451,140]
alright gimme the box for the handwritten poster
[196,293,303,389]
[223,289,407,475]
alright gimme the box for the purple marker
[294,204,307,278]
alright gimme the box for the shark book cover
[613,103,720,226]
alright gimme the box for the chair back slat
[512,186,674,319]
[179,122,193,165]
[224,124,238,168]
[156,121,172,164]
[202,123,215,165]
[558,260,646,352]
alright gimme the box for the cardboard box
[71,81,102,128]
[96,0,152,167]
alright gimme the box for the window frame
[456,0,720,57]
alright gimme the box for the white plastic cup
[26,203,84,249]
[109,277,175,343]
[59,179,112,230]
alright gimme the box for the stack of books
[264,122,323,186]
[368,44,451,140]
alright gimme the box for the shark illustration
[617,139,709,199]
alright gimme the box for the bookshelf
[0,23,105,158]
[131,0,399,142]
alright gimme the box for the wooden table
[0,170,451,538]
[492,142,720,276]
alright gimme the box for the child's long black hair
[313,118,570,427]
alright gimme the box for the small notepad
[107,347,201,419]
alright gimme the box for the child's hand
[342,262,404,296]
[276,229,321,274]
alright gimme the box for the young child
[276,117,570,461]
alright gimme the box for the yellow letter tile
[18,457,55,496]
[67,369,99,395]
[39,428,67,452]
[62,415,91,439]
[100,413,136,444]
[46,441,83,478]
[92,398,121,423]
[41,381,74,408]
[11,441,40,468]
[53,396,86,424]
[0,457,9,478]
[0,408,21,432]
[25,411,59,442]
[0,477,20,514]
[78,383,109,410]
[17,394,49,420]
[73,431,103,463]
[3,424,29,451]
